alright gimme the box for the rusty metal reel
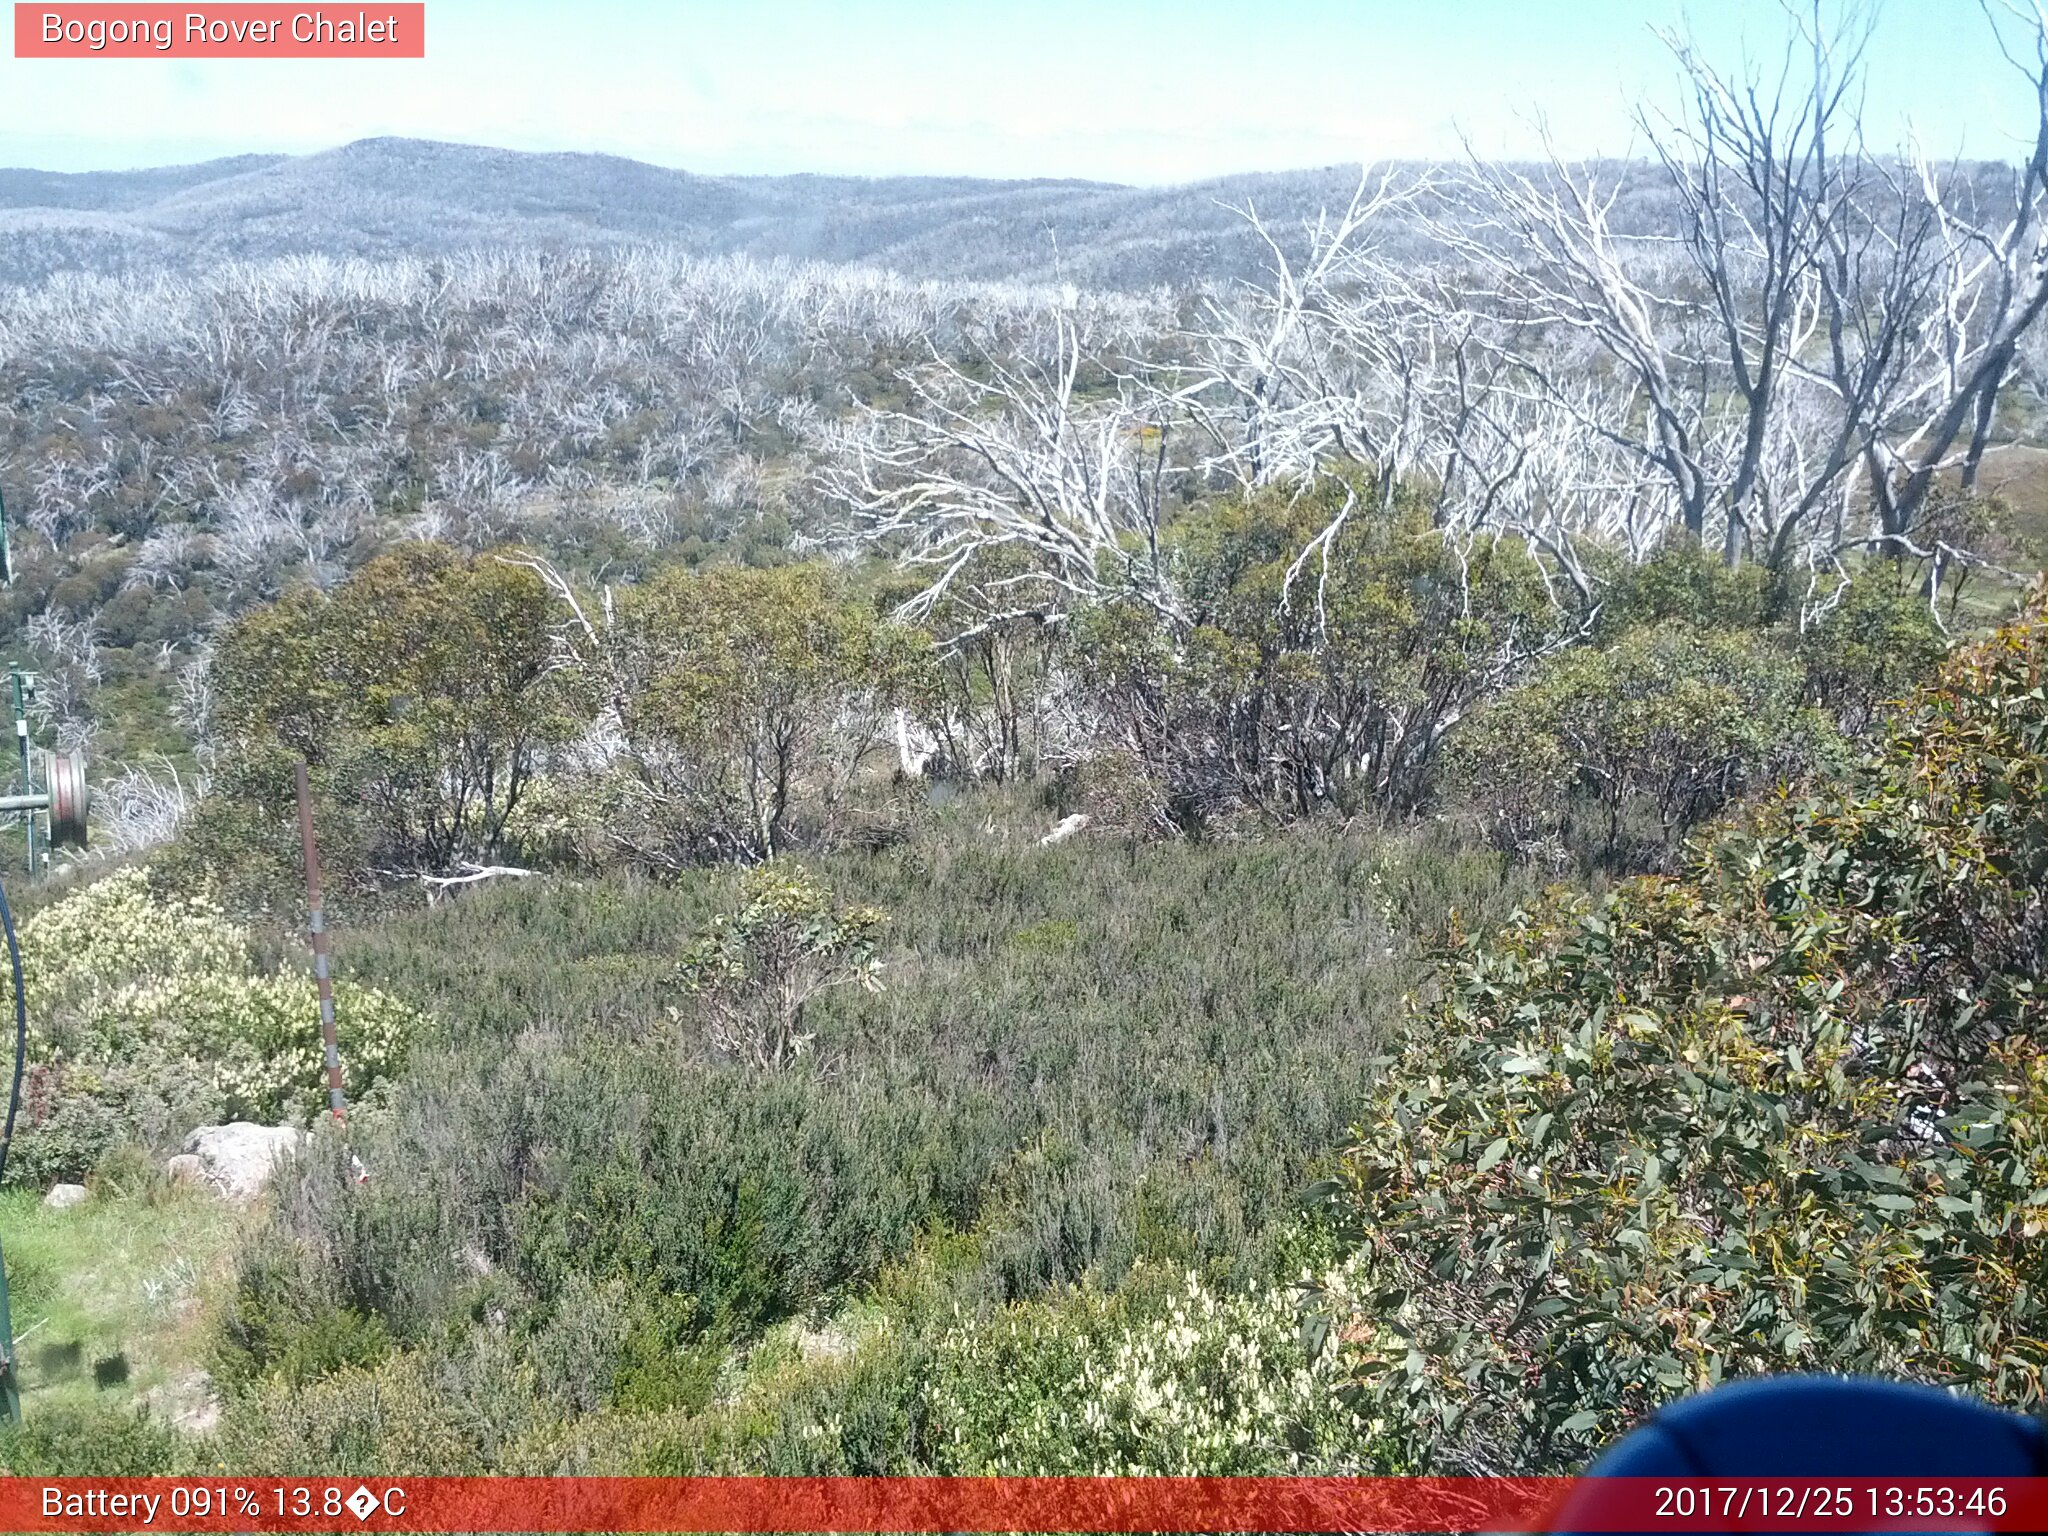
[42,749,87,850]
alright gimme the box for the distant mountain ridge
[0,153,288,212]
[0,137,1429,290]
[1,137,2017,293]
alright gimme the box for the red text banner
[14,5,424,58]
[1,1477,2047,1532]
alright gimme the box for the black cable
[0,870,25,1190]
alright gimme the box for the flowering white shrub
[25,864,245,998]
[926,1258,1384,1474]
[2,867,419,1182]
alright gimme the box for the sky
[0,0,2035,184]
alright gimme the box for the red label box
[13,4,424,57]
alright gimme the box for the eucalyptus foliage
[604,564,929,864]
[1074,477,1561,828]
[199,544,579,896]
[671,864,885,1069]
[1332,594,2048,1472]
[1450,619,1835,866]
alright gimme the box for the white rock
[145,1370,219,1436]
[182,1123,304,1204]
[42,1183,88,1210]
[794,1322,855,1363]
[1039,813,1092,846]
[164,1154,205,1187]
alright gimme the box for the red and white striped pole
[293,762,346,1123]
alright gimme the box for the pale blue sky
[0,0,2031,182]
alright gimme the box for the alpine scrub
[4,866,418,1183]
[1331,592,2048,1474]
[926,1257,1380,1475]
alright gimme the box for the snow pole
[294,763,346,1123]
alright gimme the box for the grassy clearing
[0,1184,241,1426]
[192,801,1530,1471]
[329,798,1526,1302]
[1978,444,2048,568]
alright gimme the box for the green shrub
[1450,620,1835,868]
[3,867,420,1182]
[0,1403,178,1475]
[198,544,583,898]
[896,545,1064,785]
[1797,572,1948,735]
[1332,594,2048,1473]
[1592,540,1777,635]
[216,1351,486,1476]
[608,1293,721,1414]
[602,563,930,864]
[1009,918,1079,953]
[927,1257,1378,1474]
[621,1325,935,1475]
[212,816,1526,1469]
[214,1288,393,1392]
[1074,476,1561,824]
[671,864,884,1068]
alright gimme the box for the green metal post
[0,1232,18,1424]
[0,493,29,1416]
[9,673,30,880]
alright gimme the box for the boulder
[164,1154,205,1187]
[145,1370,219,1436]
[1039,813,1091,846]
[181,1123,304,1204]
[794,1322,855,1363]
[42,1183,88,1210]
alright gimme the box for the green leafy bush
[189,544,582,905]
[927,1258,1377,1474]
[602,563,930,864]
[214,1286,394,1392]
[1074,477,1560,826]
[214,817,1524,1466]
[607,1246,1384,1477]
[0,1403,179,1475]
[216,1350,488,1476]
[672,864,884,1068]
[1796,573,1948,735]
[1331,594,2048,1473]
[1450,620,1835,867]
[1591,540,1777,635]
[877,544,1064,786]
[615,1322,935,1475]
[4,867,419,1182]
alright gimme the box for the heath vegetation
[4,0,2048,1479]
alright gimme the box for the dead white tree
[1865,0,2048,542]
[95,756,203,855]
[825,305,1184,629]
[1175,174,1630,618]
[1179,167,1436,498]
[1429,0,2048,570]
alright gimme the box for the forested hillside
[0,142,1367,289]
[3,138,2021,292]
[3,2,2048,1480]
